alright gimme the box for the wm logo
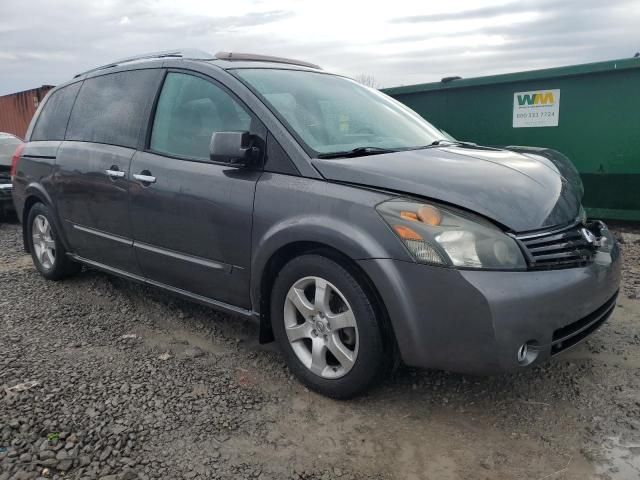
[517,92,555,106]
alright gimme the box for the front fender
[249,174,412,311]
[250,213,412,318]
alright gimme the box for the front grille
[550,292,617,355]
[516,222,602,270]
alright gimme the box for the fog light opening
[517,341,539,366]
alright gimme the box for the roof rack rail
[74,49,215,78]
[214,52,321,70]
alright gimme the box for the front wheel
[271,254,393,398]
[26,203,81,280]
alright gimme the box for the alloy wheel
[284,276,359,379]
[32,214,56,270]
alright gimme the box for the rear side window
[150,72,251,160]
[66,69,159,148]
[31,83,81,141]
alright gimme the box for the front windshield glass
[234,69,444,156]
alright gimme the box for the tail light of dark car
[10,143,25,180]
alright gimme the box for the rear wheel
[26,203,80,280]
[271,254,392,398]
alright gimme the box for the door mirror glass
[210,131,255,165]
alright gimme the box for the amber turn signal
[400,211,419,221]
[399,205,442,226]
[393,225,423,241]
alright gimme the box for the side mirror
[209,131,256,166]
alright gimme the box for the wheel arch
[255,241,398,356]
[21,185,69,253]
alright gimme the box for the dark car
[12,50,621,398]
[0,132,22,219]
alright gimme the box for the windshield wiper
[396,139,478,152]
[430,139,455,146]
[316,146,398,159]
[425,139,477,148]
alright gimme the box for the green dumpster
[382,57,640,222]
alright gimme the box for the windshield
[234,69,444,156]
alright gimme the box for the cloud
[391,4,525,23]
[0,0,638,95]
[391,0,633,23]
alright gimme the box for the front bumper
[358,237,621,374]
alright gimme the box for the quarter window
[150,72,251,160]
[31,82,81,141]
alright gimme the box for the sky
[1,0,639,95]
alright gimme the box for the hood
[503,145,584,199]
[312,145,581,232]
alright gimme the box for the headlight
[377,199,527,270]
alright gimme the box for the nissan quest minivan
[11,50,621,398]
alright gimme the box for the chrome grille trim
[516,222,600,270]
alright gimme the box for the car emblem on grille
[580,227,597,245]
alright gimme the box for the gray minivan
[12,50,621,398]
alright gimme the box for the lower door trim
[71,223,133,246]
[70,222,235,273]
[134,241,233,273]
[68,253,255,319]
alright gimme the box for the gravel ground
[1,219,639,480]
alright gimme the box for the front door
[128,71,263,308]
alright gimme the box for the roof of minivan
[210,60,322,72]
[74,50,324,79]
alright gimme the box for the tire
[271,254,392,399]
[26,202,81,280]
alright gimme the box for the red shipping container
[0,85,54,139]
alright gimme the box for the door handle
[133,173,157,184]
[105,169,125,179]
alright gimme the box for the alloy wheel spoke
[33,243,42,262]
[287,287,315,319]
[43,239,56,249]
[309,338,328,375]
[327,309,356,331]
[314,278,330,314]
[44,248,55,266]
[327,334,355,370]
[286,322,312,342]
